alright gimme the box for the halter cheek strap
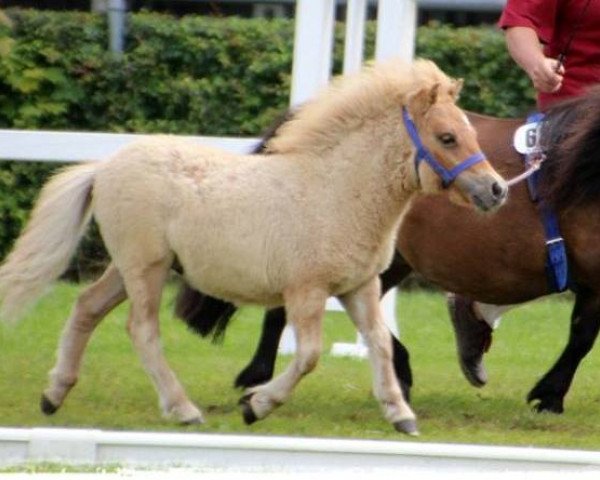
[402,107,486,188]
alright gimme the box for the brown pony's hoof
[239,394,258,425]
[447,294,491,387]
[393,419,419,436]
[40,395,59,416]
[527,392,565,414]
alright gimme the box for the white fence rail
[0,129,259,162]
[1,427,600,476]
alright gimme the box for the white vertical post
[108,0,127,54]
[343,0,368,75]
[289,0,336,106]
[330,288,399,358]
[278,324,297,355]
[376,0,417,62]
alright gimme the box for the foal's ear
[406,82,441,117]
[449,78,464,100]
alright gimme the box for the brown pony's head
[405,77,508,212]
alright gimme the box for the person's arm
[505,26,564,93]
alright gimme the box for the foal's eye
[438,133,456,147]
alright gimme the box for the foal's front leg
[339,277,418,435]
[239,287,327,423]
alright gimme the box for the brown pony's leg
[239,287,327,423]
[528,288,600,413]
[235,307,286,389]
[339,276,417,435]
[125,260,204,424]
[41,263,127,414]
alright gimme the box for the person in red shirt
[500,0,600,110]
[449,0,600,388]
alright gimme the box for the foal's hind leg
[339,276,418,435]
[42,263,127,414]
[239,287,327,423]
[124,260,204,424]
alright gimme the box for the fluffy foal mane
[539,86,600,210]
[266,58,456,156]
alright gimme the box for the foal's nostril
[491,181,505,199]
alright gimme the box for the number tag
[514,121,543,154]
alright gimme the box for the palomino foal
[0,59,507,435]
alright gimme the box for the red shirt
[499,0,600,110]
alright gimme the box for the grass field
[1,282,599,450]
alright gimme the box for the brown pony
[175,86,600,415]
[0,59,507,435]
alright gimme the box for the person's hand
[526,57,565,93]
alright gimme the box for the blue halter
[402,107,486,188]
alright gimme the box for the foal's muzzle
[455,172,509,212]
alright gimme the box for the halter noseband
[402,107,486,188]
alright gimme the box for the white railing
[0,0,416,354]
[0,129,259,162]
[2,426,600,473]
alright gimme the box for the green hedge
[0,9,535,269]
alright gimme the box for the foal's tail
[0,162,98,321]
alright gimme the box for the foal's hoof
[239,394,258,425]
[393,419,419,436]
[40,395,59,416]
[180,415,205,426]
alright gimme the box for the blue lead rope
[402,107,486,188]
[523,112,570,292]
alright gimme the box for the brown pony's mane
[540,86,600,210]
[265,58,457,156]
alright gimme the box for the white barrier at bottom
[1,427,600,477]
